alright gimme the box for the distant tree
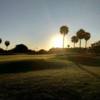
[71,36,78,48]
[13,44,28,53]
[5,41,10,50]
[84,32,91,48]
[60,25,69,48]
[76,29,85,48]
[0,38,2,46]
[67,45,70,48]
[37,49,47,54]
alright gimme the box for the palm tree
[5,41,10,50]
[60,25,69,48]
[0,38,2,47]
[76,29,85,48]
[71,36,78,48]
[84,32,91,48]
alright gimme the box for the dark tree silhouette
[37,49,47,54]
[71,36,78,48]
[67,45,70,48]
[0,38,2,46]
[76,29,85,48]
[60,25,69,48]
[5,41,10,50]
[84,32,91,48]
[13,44,28,53]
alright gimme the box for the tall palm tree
[76,29,85,48]
[0,38,2,47]
[60,25,69,48]
[84,32,91,48]
[5,41,10,50]
[71,36,78,48]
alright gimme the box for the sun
[52,35,62,48]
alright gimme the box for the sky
[0,0,100,50]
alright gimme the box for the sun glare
[51,35,62,48]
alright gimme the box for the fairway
[0,54,100,100]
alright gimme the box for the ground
[0,54,100,100]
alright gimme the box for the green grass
[0,54,100,100]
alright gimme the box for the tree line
[60,25,91,48]
[0,25,91,51]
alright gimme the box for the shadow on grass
[67,55,100,66]
[75,62,100,79]
[67,55,100,78]
[0,59,66,74]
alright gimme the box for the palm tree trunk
[79,39,81,48]
[63,35,65,48]
[85,40,87,48]
[6,46,8,51]
[74,43,75,48]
